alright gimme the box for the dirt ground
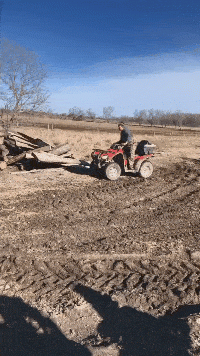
[0,124,200,355]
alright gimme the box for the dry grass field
[0,120,200,355]
[8,121,200,161]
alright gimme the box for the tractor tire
[105,162,121,181]
[139,160,153,178]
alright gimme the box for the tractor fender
[134,157,147,172]
[113,153,126,173]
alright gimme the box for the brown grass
[9,121,200,163]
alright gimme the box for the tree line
[59,107,200,128]
[127,109,200,128]
[2,106,200,129]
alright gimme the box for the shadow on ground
[65,161,103,179]
[0,295,91,356]
[65,161,138,179]
[75,284,200,356]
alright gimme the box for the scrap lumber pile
[0,131,80,170]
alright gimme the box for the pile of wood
[0,131,80,170]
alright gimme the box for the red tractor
[91,140,156,181]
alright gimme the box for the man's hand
[110,142,121,149]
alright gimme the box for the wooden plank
[6,153,26,165]
[10,138,38,149]
[8,131,37,144]
[29,145,52,154]
[17,132,47,146]
[10,167,66,174]
[1,144,52,167]
[32,152,80,165]
[51,143,70,156]
[9,131,48,148]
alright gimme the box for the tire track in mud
[0,251,200,317]
[0,160,200,317]
[1,163,200,255]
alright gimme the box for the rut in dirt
[0,159,200,318]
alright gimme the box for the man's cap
[118,122,125,127]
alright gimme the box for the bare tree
[183,114,200,127]
[146,109,160,126]
[86,108,96,120]
[0,38,49,113]
[133,109,147,125]
[68,106,84,116]
[103,106,114,120]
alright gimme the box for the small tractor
[91,140,156,181]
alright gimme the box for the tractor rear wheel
[139,160,153,178]
[105,162,121,180]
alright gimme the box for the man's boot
[128,157,135,170]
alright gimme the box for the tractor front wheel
[104,162,121,180]
[139,160,153,178]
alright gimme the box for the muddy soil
[0,156,200,355]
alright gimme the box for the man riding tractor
[91,122,156,180]
[111,122,136,168]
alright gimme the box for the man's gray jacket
[118,126,133,144]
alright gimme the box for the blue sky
[1,0,200,116]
